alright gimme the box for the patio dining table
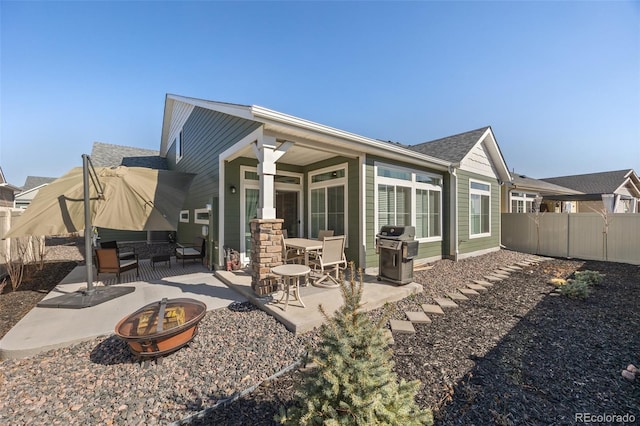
[284,238,323,266]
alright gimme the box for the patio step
[389,319,416,334]
[508,265,523,270]
[483,275,503,282]
[467,283,489,292]
[473,279,494,287]
[500,266,519,273]
[382,329,395,345]
[458,288,480,296]
[421,304,445,315]
[406,311,431,324]
[492,272,510,279]
[494,269,510,276]
[434,297,459,309]
[447,292,469,301]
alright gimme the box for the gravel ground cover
[1,239,638,425]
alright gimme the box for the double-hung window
[470,180,491,237]
[309,165,347,239]
[375,163,442,242]
[510,191,537,213]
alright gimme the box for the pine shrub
[277,263,432,425]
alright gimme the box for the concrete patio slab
[216,270,423,334]
[0,259,246,360]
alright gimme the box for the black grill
[376,225,418,285]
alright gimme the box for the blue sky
[1,1,638,187]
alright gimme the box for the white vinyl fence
[501,213,640,265]
[0,209,43,265]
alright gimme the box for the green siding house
[160,94,511,271]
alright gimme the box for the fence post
[566,213,570,258]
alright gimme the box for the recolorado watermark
[575,412,636,423]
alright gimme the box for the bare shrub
[4,237,30,291]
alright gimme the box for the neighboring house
[14,176,57,209]
[159,94,511,274]
[501,173,583,213]
[541,169,640,213]
[89,142,171,243]
[90,141,168,170]
[0,167,21,208]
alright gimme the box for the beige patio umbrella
[6,163,195,238]
[4,155,195,308]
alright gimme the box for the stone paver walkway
[389,256,548,335]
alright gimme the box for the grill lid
[377,225,416,240]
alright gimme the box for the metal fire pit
[115,297,206,358]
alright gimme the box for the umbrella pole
[83,154,95,293]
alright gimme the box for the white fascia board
[615,177,640,198]
[253,106,451,171]
[160,95,174,156]
[15,184,48,198]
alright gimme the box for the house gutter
[449,164,459,261]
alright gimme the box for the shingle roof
[510,174,582,195]
[22,176,57,191]
[90,142,168,169]
[541,169,633,194]
[408,127,490,163]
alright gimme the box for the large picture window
[375,163,442,241]
[470,180,491,237]
[309,165,347,239]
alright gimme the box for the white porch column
[255,135,278,219]
[252,135,294,219]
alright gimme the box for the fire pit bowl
[115,297,207,358]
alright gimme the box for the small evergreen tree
[277,263,433,425]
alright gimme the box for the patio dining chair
[282,234,304,264]
[95,248,139,283]
[316,230,334,240]
[308,235,346,287]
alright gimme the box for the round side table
[271,264,310,310]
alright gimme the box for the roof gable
[409,127,490,163]
[408,126,511,182]
[22,176,57,191]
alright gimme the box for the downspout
[449,164,459,261]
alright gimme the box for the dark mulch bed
[189,259,640,425]
[0,261,78,339]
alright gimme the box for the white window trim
[179,210,190,223]
[373,162,442,243]
[509,191,537,213]
[308,163,349,242]
[176,130,184,163]
[194,208,210,225]
[469,178,491,239]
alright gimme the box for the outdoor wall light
[229,185,237,194]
